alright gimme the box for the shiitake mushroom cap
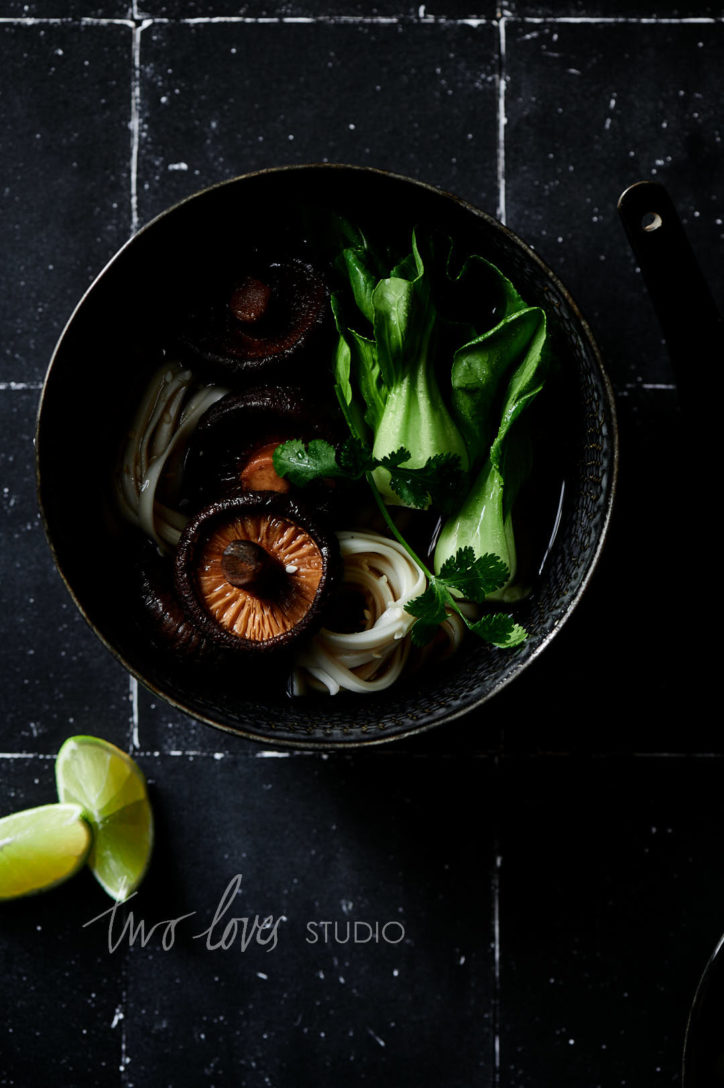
[174,491,339,654]
[176,255,331,384]
[181,384,343,512]
[125,537,220,663]
[139,562,215,660]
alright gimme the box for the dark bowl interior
[36,164,617,748]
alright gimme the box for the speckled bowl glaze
[36,164,618,748]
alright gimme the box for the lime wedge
[0,802,91,900]
[55,735,153,902]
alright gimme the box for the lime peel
[0,802,91,900]
[55,735,153,903]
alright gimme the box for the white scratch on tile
[604,92,617,131]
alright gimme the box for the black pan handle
[617,180,723,417]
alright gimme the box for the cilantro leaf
[272,438,343,485]
[377,448,434,509]
[336,436,376,477]
[468,612,528,648]
[423,452,470,514]
[404,582,449,624]
[275,435,378,486]
[404,545,527,648]
[405,582,452,646]
[273,436,465,513]
[378,449,466,512]
[437,547,509,603]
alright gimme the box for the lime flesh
[55,735,153,902]
[0,802,91,900]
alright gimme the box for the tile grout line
[119,963,129,1088]
[0,16,135,25]
[492,755,502,1087]
[513,14,721,24]
[181,13,406,23]
[496,16,507,227]
[621,381,676,390]
[130,19,149,236]
[0,752,56,759]
[5,748,724,759]
[0,14,721,27]
[129,676,140,751]
[493,852,502,1086]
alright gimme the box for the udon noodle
[116,361,228,552]
[292,530,470,695]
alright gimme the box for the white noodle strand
[116,361,228,551]
[293,530,477,695]
[292,530,423,695]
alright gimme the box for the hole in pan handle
[617,179,723,421]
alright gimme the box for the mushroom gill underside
[173,496,337,654]
[197,516,323,644]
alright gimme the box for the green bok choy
[277,223,551,647]
[332,224,549,596]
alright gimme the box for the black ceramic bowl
[683,933,724,1086]
[36,164,617,748]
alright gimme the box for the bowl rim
[682,929,724,1085]
[35,162,619,749]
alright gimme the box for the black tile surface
[135,20,499,226]
[0,2,130,15]
[136,1,437,15]
[504,20,724,390]
[0,21,132,389]
[0,22,132,384]
[0,390,132,753]
[0,759,125,1088]
[2,7,722,1088]
[121,754,495,1087]
[499,756,724,1086]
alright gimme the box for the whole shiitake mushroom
[174,492,339,654]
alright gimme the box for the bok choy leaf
[332,230,469,506]
[436,305,549,597]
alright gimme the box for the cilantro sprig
[405,547,528,649]
[273,437,529,650]
[273,436,465,515]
